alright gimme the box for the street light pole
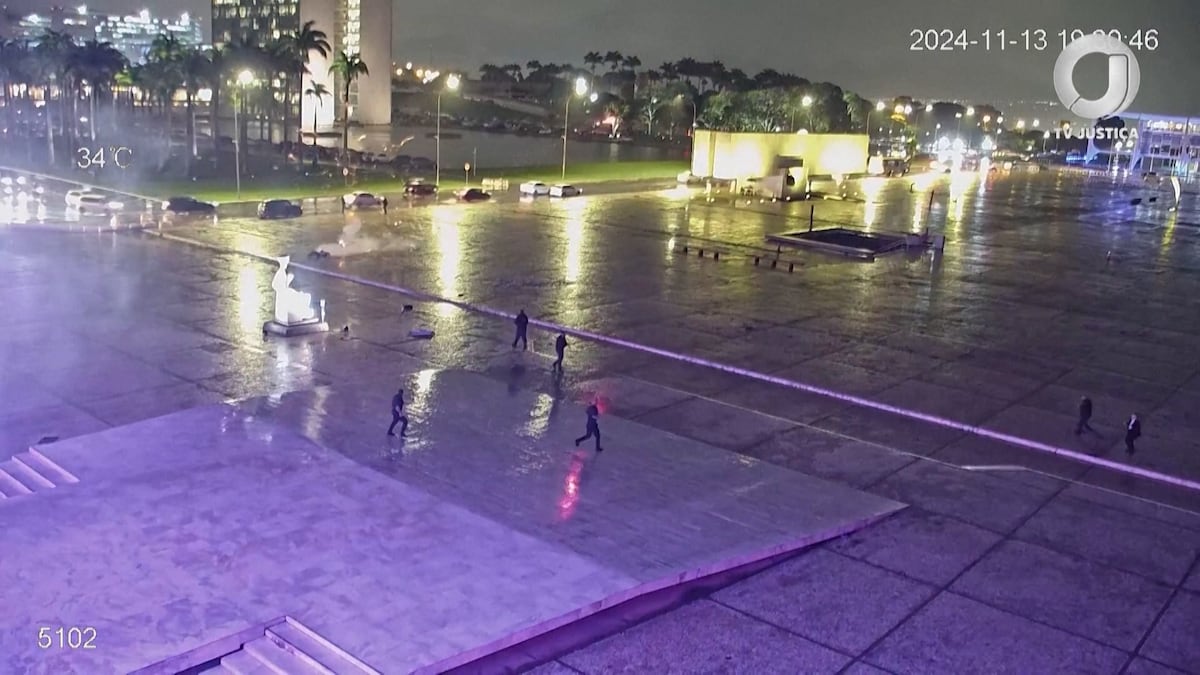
[562,76,588,181]
[436,91,442,186]
[234,69,255,199]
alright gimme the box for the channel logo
[1053,34,1141,119]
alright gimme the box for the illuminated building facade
[691,130,870,180]
[212,0,391,131]
[4,6,202,64]
[1102,113,1199,177]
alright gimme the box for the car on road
[162,196,216,214]
[342,191,387,209]
[257,199,302,219]
[66,189,103,207]
[456,188,492,203]
[70,193,124,215]
[549,184,581,198]
[519,181,550,196]
[404,181,438,198]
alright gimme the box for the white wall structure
[343,0,392,126]
[691,130,869,179]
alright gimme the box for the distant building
[691,129,870,185]
[212,0,392,130]
[1093,113,1199,178]
[2,6,202,64]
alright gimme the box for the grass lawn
[134,160,688,202]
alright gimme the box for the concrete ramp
[0,368,904,673]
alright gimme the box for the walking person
[512,309,529,350]
[387,387,409,437]
[552,332,569,370]
[1075,396,1095,435]
[1124,413,1141,456]
[574,403,603,452]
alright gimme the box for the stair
[0,449,77,500]
[204,618,379,675]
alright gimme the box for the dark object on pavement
[257,199,302,219]
[163,196,216,214]
[512,309,529,350]
[1124,414,1141,455]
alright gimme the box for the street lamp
[436,72,461,187]
[678,94,697,133]
[648,96,658,137]
[795,94,813,132]
[562,76,588,181]
[1016,119,1026,130]
[1042,130,1050,153]
[234,68,255,199]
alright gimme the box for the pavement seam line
[139,227,1200,495]
[1119,551,1200,674]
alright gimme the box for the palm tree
[583,51,603,78]
[328,50,368,157]
[658,62,678,82]
[478,63,507,83]
[603,51,623,72]
[279,20,329,150]
[178,47,211,171]
[34,30,78,165]
[202,47,226,154]
[68,39,126,143]
[0,39,32,139]
[675,57,699,88]
[303,81,330,167]
[502,63,523,81]
[146,33,185,137]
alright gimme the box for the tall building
[211,0,391,130]
[2,6,203,64]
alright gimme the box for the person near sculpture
[553,332,569,370]
[1124,414,1141,456]
[574,403,603,452]
[388,388,408,437]
[1075,396,1095,436]
[512,309,529,350]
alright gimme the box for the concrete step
[220,649,274,675]
[266,620,379,675]
[1,458,54,493]
[0,467,33,498]
[15,449,79,485]
[244,636,326,675]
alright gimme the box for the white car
[342,191,387,209]
[550,184,581,198]
[65,189,99,207]
[519,181,550,196]
[72,193,124,214]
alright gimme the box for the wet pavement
[1,167,1199,673]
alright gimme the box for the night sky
[8,0,1199,115]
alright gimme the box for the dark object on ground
[257,199,302,219]
[163,196,216,214]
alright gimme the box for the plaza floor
[1,168,1199,673]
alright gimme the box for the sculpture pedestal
[263,319,329,337]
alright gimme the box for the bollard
[754,256,760,266]
[809,204,815,232]
[771,259,777,269]
[788,262,794,272]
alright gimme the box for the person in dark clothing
[512,309,529,350]
[1075,396,1095,435]
[381,196,389,214]
[387,388,408,436]
[553,332,569,370]
[574,403,603,452]
[1124,414,1141,456]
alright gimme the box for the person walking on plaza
[387,388,408,437]
[1075,396,1095,436]
[512,309,529,350]
[575,403,603,452]
[1124,413,1141,456]
[553,332,569,371]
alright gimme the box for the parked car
[342,191,387,209]
[550,184,581,198]
[65,189,97,207]
[71,193,124,215]
[257,199,302,219]
[404,181,438,197]
[519,181,550,196]
[457,188,492,202]
[162,196,216,214]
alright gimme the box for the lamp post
[234,69,255,199]
[648,97,658,137]
[796,94,813,132]
[436,73,460,187]
[562,76,588,181]
[1042,130,1050,154]
[678,94,697,135]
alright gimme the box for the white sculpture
[271,255,318,326]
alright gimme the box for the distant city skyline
[3,0,1198,117]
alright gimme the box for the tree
[328,50,368,157]
[583,52,603,78]
[203,46,226,154]
[68,39,126,143]
[501,63,523,81]
[603,51,623,72]
[478,63,511,83]
[658,61,678,82]
[178,47,209,172]
[303,81,330,166]
[34,30,81,165]
[279,20,330,152]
